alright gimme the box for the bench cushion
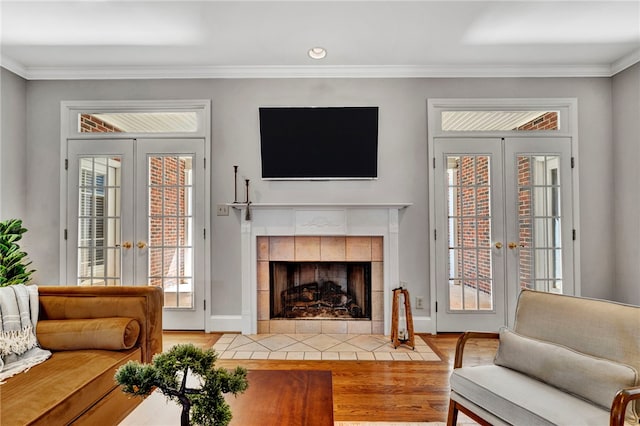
[451,365,613,426]
[494,328,638,412]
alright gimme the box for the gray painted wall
[5,74,621,324]
[0,68,27,220]
[613,63,640,305]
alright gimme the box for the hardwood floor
[162,331,498,423]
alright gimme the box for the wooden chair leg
[446,400,459,426]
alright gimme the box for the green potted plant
[0,219,35,287]
[115,344,248,426]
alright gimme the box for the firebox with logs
[281,281,363,318]
[269,262,371,320]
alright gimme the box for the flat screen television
[259,106,379,180]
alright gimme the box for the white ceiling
[1,0,639,80]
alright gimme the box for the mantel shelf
[228,202,412,210]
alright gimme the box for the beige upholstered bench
[448,289,640,426]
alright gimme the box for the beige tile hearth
[213,334,441,361]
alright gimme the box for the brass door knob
[508,242,518,249]
[495,242,503,249]
[121,241,132,249]
[137,241,147,249]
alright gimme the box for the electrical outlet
[216,204,229,216]
[415,296,424,309]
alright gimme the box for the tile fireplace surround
[258,235,383,334]
[237,203,410,335]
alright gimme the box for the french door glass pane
[517,155,563,292]
[446,155,494,311]
[77,157,121,286]
[148,155,194,308]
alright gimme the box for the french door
[66,138,206,330]
[434,137,573,331]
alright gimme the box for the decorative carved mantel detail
[299,216,342,229]
[235,203,411,335]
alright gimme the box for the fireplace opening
[270,262,372,320]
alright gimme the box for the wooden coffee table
[226,370,334,426]
[119,369,334,426]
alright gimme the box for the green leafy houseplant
[0,219,35,287]
[115,344,248,426]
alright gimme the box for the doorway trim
[59,99,212,330]
[427,98,580,333]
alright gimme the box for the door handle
[508,242,526,250]
[494,242,503,249]
[118,241,132,249]
[137,241,147,249]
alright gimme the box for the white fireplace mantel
[235,202,411,334]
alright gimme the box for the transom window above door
[441,111,559,132]
[429,98,574,138]
[79,112,199,133]
[63,100,209,138]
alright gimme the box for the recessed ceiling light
[308,47,327,60]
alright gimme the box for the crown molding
[610,48,640,75]
[0,55,28,79]
[2,60,636,81]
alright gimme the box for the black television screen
[259,106,379,180]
